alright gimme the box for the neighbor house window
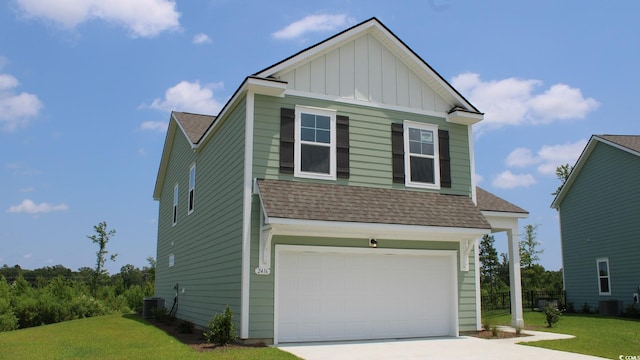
[294,105,336,180]
[403,121,440,189]
[173,184,178,226]
[188,164,195,214]
[596,258,611,295]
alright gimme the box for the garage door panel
[276,246,457,343]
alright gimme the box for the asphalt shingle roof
[476,187,528,214]
[598,135,640,154]
[173,111,216,144]
[257,179,492,229]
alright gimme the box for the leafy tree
[479,234,500,294]
[520,224,543,269]
[87,222,117,297]
[552,163,574,196]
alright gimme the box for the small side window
[169,254,175,267]
[188,164,195,214]
[596,258,611,295]
[173,184,179,226]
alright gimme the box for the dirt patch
[147,317,267,352]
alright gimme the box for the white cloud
[19,187,35,193]
[492,170,536,189]
[23,253,32,259]
[452,73,599,132]
[505,139,587,175]
[15,0,181,38]
[505,148,538,167]
[7,199,69,214]
[536,140,587,175]
[192,33,211,44]
[0,71,43,131]
[149,80,224,115]
[272,14,354,40]
[140,120,168,132]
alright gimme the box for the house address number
[255,267,270,275]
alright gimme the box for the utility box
[143,297,165,319]
[599,300,622,315]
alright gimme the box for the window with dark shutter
[391,123,405,183]
[336,115,350,179]
[280,108,295,173]
[438,130,451,188]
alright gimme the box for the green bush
[581,302,591,314]
[123,285,145,313]
[203,305,237,345]
[177,320,195,334]
[152,307,174,324]
[543,302,562,327]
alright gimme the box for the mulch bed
[464,329,531,339]
[146,317,267,352]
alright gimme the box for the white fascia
[447,109,483,125]
[264,217,489,243]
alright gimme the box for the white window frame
[188,164,196,215]
[169,254,175,267]
[172,183,179,226]
[596,257,611,295]
[403,121,440,189]
[294,105,337,180]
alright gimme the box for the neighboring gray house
[153,18,528,344]
[552,135,640,314]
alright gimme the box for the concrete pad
[278,330,607,360]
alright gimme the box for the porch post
[507,227,524,328]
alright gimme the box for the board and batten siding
[156,99,247,328]
[248,236,478,339]
[277,33,451,114]
[252,94,472,195]
[560,142,640,310]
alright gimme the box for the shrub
[481,317,493,331]
[566,302,575,313]
[581,302,591,314]
[624,303,640,318]
[177,320,195,334]
[203,305,237,345]
[123,285,144,313]
[152,307,174,324]
[543,302,562,327]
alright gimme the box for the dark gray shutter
[280,108,295,173]
[391,123,405,183]
[438,129,451,188]
[336,115,350,179]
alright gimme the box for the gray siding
[156,99,246,327]
[560,142,640,311]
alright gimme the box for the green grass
[0,314,299,360]
[485,310,640,359]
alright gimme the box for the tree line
[0,222,155,332]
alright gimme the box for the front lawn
[486,310,640,359]
[0,314,298,360]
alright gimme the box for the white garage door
[275,245,458,343]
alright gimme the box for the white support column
[507,227,524,328]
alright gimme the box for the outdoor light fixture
[369,238,378,248]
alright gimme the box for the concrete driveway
[278,329,607,360]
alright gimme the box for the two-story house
[552,135,640,315]
[153,17,528,344]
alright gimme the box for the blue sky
[1,1,638,273]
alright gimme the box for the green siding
[155,99,247,328]
[248,94,478,339]
[252,94,472,195]
[560,142,640,311]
